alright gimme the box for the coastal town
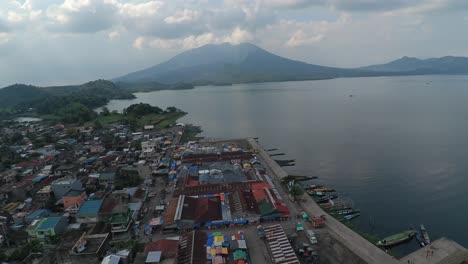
[0,113,467,264]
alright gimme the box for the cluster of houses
[0,118,292,264]
[0,120,184,263]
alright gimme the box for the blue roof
[37,217,64,230]
[32,174,49,183]
[26,209,50,220]
[77,200,103,216]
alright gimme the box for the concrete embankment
[247,138,399,264]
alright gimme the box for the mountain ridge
[115,43,468,85]
[3,43,468,111]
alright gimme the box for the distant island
[2,42,468,119]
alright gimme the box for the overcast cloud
[0,0,467,87]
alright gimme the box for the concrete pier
[248,138,399,264]
[399,238,468,264]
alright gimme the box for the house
[25,209,50,224]
[41,165,53,175]
[76,200,103,224]
[34,185,52,206]
[26,219,43,240]
[69,233,110,263]
[89,144,105,154]
[145,251,162,264]
[51,177,82,199]
[35,216,68,239]
[99,173,115,188]
[54,164,74,177]
[63,189,87,209]
[144,239,179,261]
[109,205,132,236]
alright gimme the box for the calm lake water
[105,75,468,255]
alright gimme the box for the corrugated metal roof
[77,200,103,216]
[146,251,162,263]
[37,216,64,230]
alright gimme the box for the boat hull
[376,230,416,247]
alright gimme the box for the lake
[105,75,468,255]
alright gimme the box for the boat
[335,209,360,215]
[310,188,335,192]
[343,213,360,220]
[420,225,431,245]
[317,195,338,203]
[376,230,416,247]
[415,229,426,247]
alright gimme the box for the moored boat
[343,213,360,220]
[317,194,338,203]
[415,226,426,247]
[420,225,431,245]
[376,230,416,247]
[335,209,360,215]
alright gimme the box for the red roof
[144,239,179,256]
[275,203,290,216]
[252,189,267,201]
[251,182,271,190]
[16,161,42,168]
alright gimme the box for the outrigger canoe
[376,230,416,247]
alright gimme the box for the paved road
[248,138,399,264]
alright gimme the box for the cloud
[286,30,324,47]
[0,32,10,45]
[0,20,8,32]
[133,26,253,50]
[108,30,120,40]
[46,0,118,33]
[266,0,468,13]
[117,1,163,17]
[164,9,199,24]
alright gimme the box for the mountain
[115,43,371,85]
[0,80,134,109]
[361,56,468,74]
[0,84,49,108]
[117,43,468,85]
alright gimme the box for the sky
[0,0,468,87]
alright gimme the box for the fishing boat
[335,209,360,215]
[310,188,335,192]
[317,195,338,203]
[343,213,360,220]
[420,225,431,245]
[376,230,416,247]
[415,229,426,247]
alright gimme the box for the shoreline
[247,137,401,264]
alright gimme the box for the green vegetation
[9,240,43,262]
[181,124,202,143]
[289,183,305,201]
[96,103,186,130]
[115,169,141,190]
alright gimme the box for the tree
[10,240,43,261]
[289,184,304,201]
[124,103,163,116]
[9,132,24,144]
[93,120,103,130]
[101,106,110,116]
[165,106,179,113]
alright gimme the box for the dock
[248,138,399,264]
[248,137,468,264]
[399,237,468,264]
